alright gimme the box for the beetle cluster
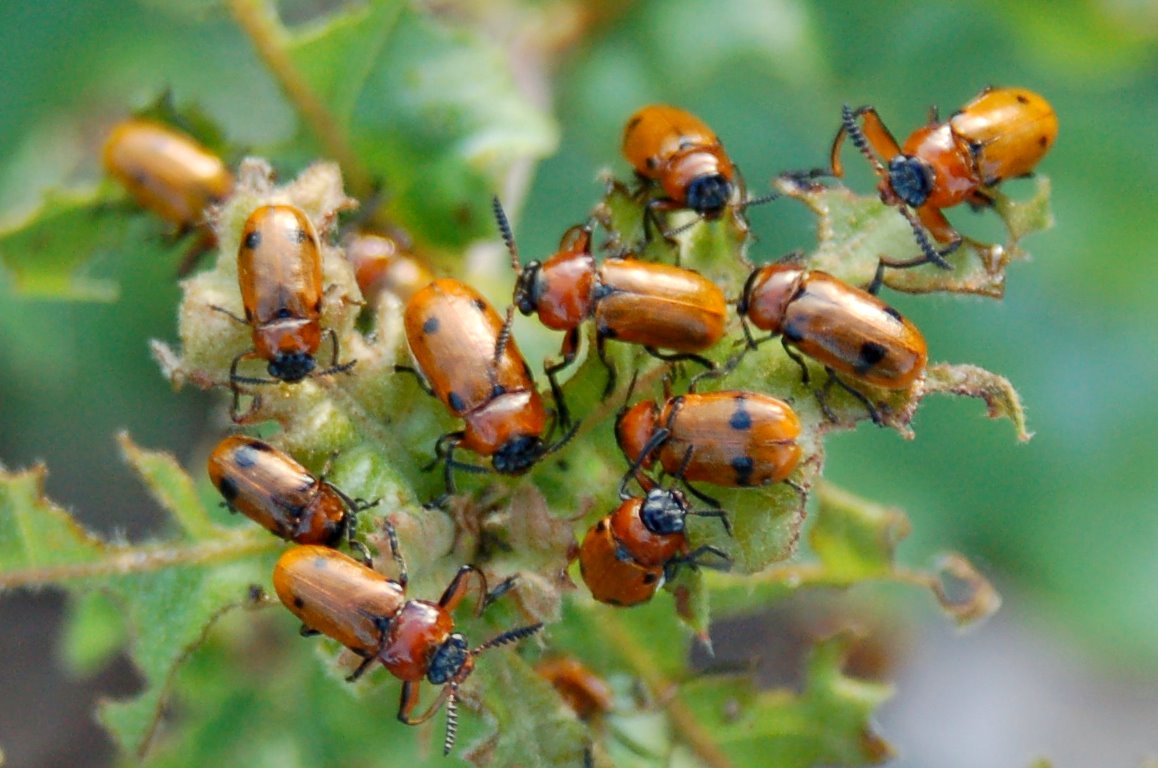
[106,85,1055,755]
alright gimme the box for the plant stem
[226,0,373,199]
[0,534,276,589]
[599,611,734,768]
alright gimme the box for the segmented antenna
[492,196,521,273]
[842,104,886,175]
[471,622,544,655]
[443,687,459,756]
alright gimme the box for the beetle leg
[643,347,714,373]
[397,680,453,725]
[317,328,357,377]
[227,350,264,423]
[382,520,408,588]
[438,564,488,613]
[866,260,887,296]
[545,328,579,428]
[665,545,731,581]
[596,333,618,400]
[392,364,436,396]
[817,369,882,426]
[781,338,810,385]
[299,624,321,638]
[345,652,377,682]
[833,105,900,178]
[209,303,248,326]
[642,197,679,251]
[480,575,519,612]
[853,106,904,167]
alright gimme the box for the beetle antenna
[492,196,521,274]
[494,304,515,369]
[542,417,582,461]
[471,622,544,656]
[841,104,887,176]
[443,687,459,756]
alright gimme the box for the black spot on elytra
[883,305,904,322]
[731,456,755,486]
[293,595,305,609]
[783,320,806,343]
[448,391,466,412]
[218,476,240,502]
[729,404,752,431]
[233,444,263,468]
[626,115,643,133]
[642,572,658,585]
[646,157,660,171]
[423,316,440,334]
[1038,135,1049,148]
[1016,93,1030,104]
[244,230,262,250]
[293,228,309,244]
[857,341,888,372]
[472,298,487,313]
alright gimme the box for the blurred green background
[1,0,1156,766]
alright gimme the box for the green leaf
[0,442,277,757]
[464,654,592,768]
[923,362,1033,442]
[794,175,1054,298]
[286,0,559,248]
[60,591,128,676]
[675,633,894,767]
[707,481,1002,628]
[809,482,910,580]
[0,188,122,301]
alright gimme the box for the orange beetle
[616,390,802,500]
[215,205,356,420]
[345,230,434,305]
[102,118,233,229]
[495,199,728,396]
[207,435,372,561]
[578,474,730,607]
[622,104,737,225]
[102,118,234,274]
[401,278,572,499]
[738,261,928,423]
[536,657,614,722]
[831,86,1057,268]
[274,535,541,754]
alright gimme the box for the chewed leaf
[118,432,220,539]
[0,187,122,301]
[676,633,894,767]
[706,481,1001,629]
[787,175,1053,297]
[809,481,911,580]
[0,445,276,757]
[926,553,1003,627]
[924,363,1033,442]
